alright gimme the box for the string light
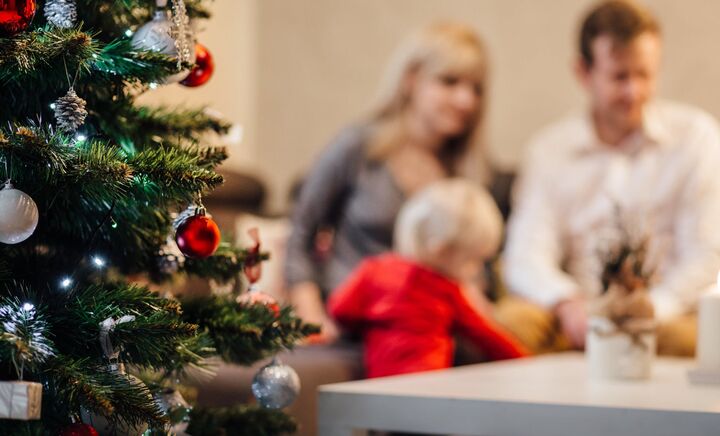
[125,29,134,37]
[92,255,106,268]
[22,303,34,312]
[60,277,72,289]
[149,82,158,89]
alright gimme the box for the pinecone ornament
[44,0,77,29]
[54,88,87,132]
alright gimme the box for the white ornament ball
[251,359,301,409]
[0,181,39,244]
[131,10,195,84]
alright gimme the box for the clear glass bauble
[131,10,195,83]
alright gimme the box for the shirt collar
[574,102,673,153]
[641,103,673,146]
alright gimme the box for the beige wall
[138,0,259,171]
[145,0,720,212]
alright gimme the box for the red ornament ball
[60,423,99,436]
[0,0,36,36]
[180,43,214,87]
[175,214,221,258]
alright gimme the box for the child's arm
[327,259,373,332]
[452,289,530,360]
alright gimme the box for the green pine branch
[46,357,167,429]
[0,294,56,378]
[132,105,232,138]
[95,38,183,84]
[0,126,231,279]
[186,404,297,436]
[196,146,229,168]
[0,0,310,432]
[128,146,224,199]
[1,30,185,124]
[181,295,320,366]
[181,244,270,283]
[0,27,96,83]
[75,0,210,42]
[112,314,199,369]
[51,284,199,369]
[75,1,151,42]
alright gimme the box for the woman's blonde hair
[367,22,489,181]
[394,179,502,264]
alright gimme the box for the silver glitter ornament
[54,87,87,132]
[251,358,300,409]
[44,0,77,29]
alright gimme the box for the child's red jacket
[328,254,528,378]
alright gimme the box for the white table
[318,353,720,435]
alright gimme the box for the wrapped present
[0,381,42,420]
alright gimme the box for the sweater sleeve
[284,125,367,289]
[327,259,373,332]
[452,289,529,360]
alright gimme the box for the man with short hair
[502,0,720,355]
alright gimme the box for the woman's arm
[284,126,366,343]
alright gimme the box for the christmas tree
[0,0,317,434]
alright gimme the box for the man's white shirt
[504,100,720,319]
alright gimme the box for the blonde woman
[285,22,492,344]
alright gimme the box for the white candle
[697,271,720,369]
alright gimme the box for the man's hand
[554,298,588,349]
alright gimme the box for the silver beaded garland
[170,0,193,68]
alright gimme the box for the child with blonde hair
[328,179,528,378]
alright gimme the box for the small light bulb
[75,134,87,142]
[125,29,134,37]
[49,103,56,110]
[92,256,106,268]
[22,303,34,312]
[60,277,72,289]
[149,82,158,89]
